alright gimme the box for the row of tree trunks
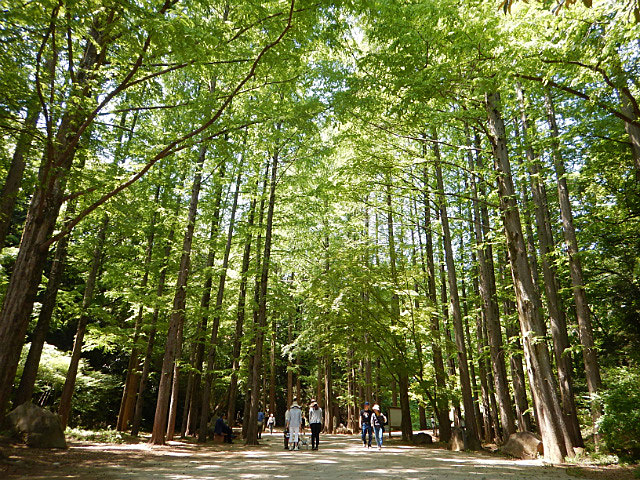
[227,174,258,425]
[150,143,207,445]
[245,145,279,445]
[116,184,161,431]
[432,138,481,449]
[485,91,574,463]
[515,84,583,447]
[544,89,602,444]
[131,182,184,436]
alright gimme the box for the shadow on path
[2,433,570,479]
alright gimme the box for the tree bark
[466,127,516,443]
[544,88,602,443]
[486,91,573,463]
[58,214,109,429]
[419,165,451,442]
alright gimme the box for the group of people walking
[284,398,323,450]
[359,401,387,450]
[280,398,387,451]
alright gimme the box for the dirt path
[3,432,572,479]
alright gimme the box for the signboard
[387,406,402,428]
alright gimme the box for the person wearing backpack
[371,404,387,450]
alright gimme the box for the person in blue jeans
[359,402,373,448]
[371,404,387,450]
[257,409,265,439]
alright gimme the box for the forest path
[5,432,572,479]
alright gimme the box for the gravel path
[3,432,571,479]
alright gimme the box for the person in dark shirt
[214,413,233,443]
[359,402,373,448]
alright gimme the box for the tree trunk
[58,214,109,428]
[466,128,516,443]
[198,160,244,430]
[385,179,413,441]
[0,98,40,250]
[117,185,160,431]
[324,355,334,433]
[131,187,182,437]
[13,193,78,407]
[245,147,278,446]
[420,165,451,442]
[432,138,480,449]
[544,88,602,443]
[486,91,573,463]
[0,16,112,420]
[228,180,257,425]
[150,149,205,445]
[516,84,582,446]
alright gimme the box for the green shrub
[598,367,640,460]
[15,343,122,429]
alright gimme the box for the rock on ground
[6,402,67,449]
[412,432,433,445]
[501,431,544,459]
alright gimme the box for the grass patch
[65,427,139,444]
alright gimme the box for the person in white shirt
[308,399,323,450]
[286,398,303,450]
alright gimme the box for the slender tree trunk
[486,91,574,463]
[117,185,160,431]
[466,128,515,443]
[516,84,582,446]
[269,315,276,416]
[287,323,294,406]
[385,180,412,441]
[58,214,109,428]
[420,165,451,442]
[0,98,40,250]
[150,149,205,445]
[199,161,244,428]
[432,138,480,449]
[324,355,334,433]
[245,147,279,445]
[544,88,602,443]
[131,188,182,437]
[228,183,257,425]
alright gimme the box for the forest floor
[1,431,637,480]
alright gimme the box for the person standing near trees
[286,398,303,450]
[309,399,323,450]
[360,401,373,448]
[372,404,387,450]
[267,413,275,434]
[257,409,265,439]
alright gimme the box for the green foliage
[599,368,640,460]
[15,343,122,429]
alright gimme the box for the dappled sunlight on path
[4,433,570,479]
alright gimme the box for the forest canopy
[0,0,639,465]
